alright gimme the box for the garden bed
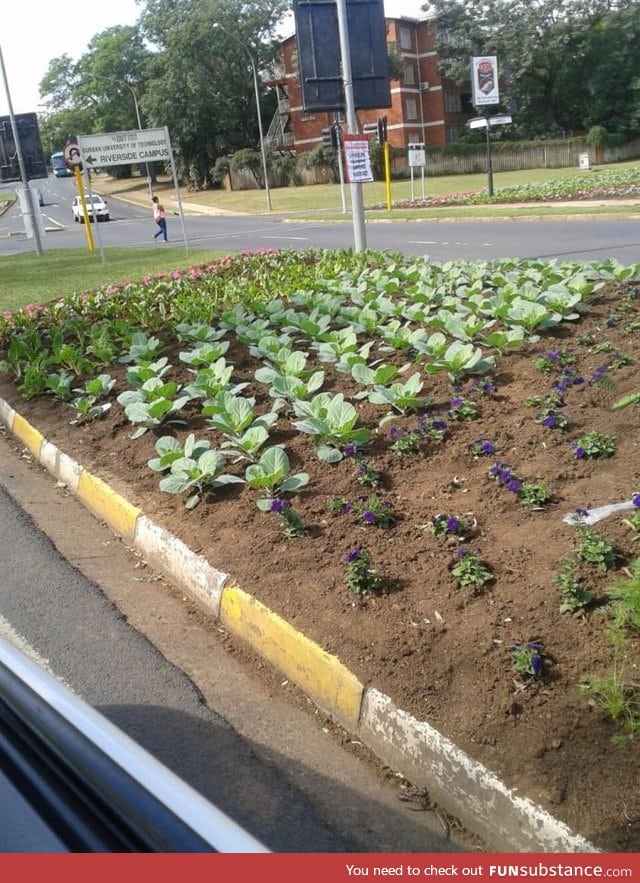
[1,250,639,851]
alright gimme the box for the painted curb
[220,585,363,733]
[0,393,599,852]
[358,689,597,853]
[77,470,141,542]
[133,516,227,618]
[12,413,44,459]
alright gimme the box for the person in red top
[152,195,168,242]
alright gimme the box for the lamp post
[213,23,272,212]
[91,74,153,198]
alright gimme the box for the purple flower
[342,442,357,458]
[499,469,512,484]
[450,397,463,408]
[454,545,469,561]
[574,445,586,459]
[270,497,291,513]
[446,516,460,533]
[506,479,522,494]
[530,653,544,677]
[542,414,557,428]
[489,462,505,478]
[362,510,377,524]
[574,508,590,517]
[476,439,496,454]
[430,419,448,431]
[632,494,640,508]
[342,548,361,564]
[387,426,402,440]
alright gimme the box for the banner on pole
[343,135,373,183]
[471,55,500,107]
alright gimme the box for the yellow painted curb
[221,585,364,732]
[77,470,141,541]
[12,413,44,458]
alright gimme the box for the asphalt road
[0,429,471,853]
[2,175,640,262]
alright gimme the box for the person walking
[152,195,168,242]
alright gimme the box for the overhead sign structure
[77,128,171,168]
[293,0,391,111]
[471,56,500,108]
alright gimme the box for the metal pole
[92,75,153,198]
[0,44,43,256]
[214,24,272,212]
[485,120,494,197]
[165,127,190,251]
[335,0,366,252]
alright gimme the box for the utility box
[578,152,591,170]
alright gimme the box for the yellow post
[384,141,392,211]
[74,166,94,251]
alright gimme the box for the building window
[446,126,462,144]
[403,64,415,86]
[444,91,462,113]
[405,98,418,120]
[399,27,412,50]
[300,111,316,121]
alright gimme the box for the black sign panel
[0,112,48,182]
[293,0,391,112]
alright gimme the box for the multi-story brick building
[264,15,475,155]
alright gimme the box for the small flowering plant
[468,438,496,457]
[328,497,352,515]
[354,457,382,488]
[428,513,474,538]
[535,407,568,430]
[510,642,545,678]
[533,348,575,373]
[517,480,552,509]
[447,396,479,422]
[353,493,395,528]
[343,548,382,596]
[450,546,493,589]
[268,497,306,537]
[572,431,617,460]
[488,462,523,495]
[387,426,424,455]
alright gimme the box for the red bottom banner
[2,853,639,883]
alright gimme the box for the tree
[138,0,288,188]
[429,0,640,138]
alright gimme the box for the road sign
[467,115,512,130]
[77,128,171,168]
[407,143,426,168]
[63,138,82,170]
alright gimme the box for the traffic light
[321,124,340,150]
[362,117,388,144]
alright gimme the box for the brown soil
[1,278,639,852]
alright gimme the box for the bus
[51,151,73,177]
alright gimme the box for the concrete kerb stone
[359,689,597,853]
[133,516,227,618]
[0,392,599,852]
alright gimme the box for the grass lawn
[97,159,640,217]
[0,247,225,314]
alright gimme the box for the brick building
[264,15,475,154]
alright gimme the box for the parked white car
[72,194,110,223]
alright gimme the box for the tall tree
[429,0,640,138]
[137,0,288,187]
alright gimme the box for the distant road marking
[0,613,54,673]
[260,235,309,241]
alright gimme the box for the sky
[0,1,429,116]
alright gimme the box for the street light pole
[91,75,153,198]
[213,23,272,212]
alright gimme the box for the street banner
[471,55,500,107]
[343,134,373,183]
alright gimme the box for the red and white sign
[471,55,500,107]
[343,135,373,183]
[63,137,82,170]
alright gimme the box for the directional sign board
[407,143,426,168]
[77,128,171,168]
[468,115,512,130]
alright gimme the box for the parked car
[72,194,110,223]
